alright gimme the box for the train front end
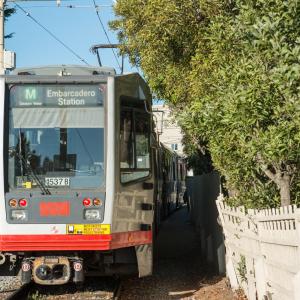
[0,66,116,285]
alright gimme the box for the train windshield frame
[7,83,106,191]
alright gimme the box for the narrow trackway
[119,207,238,300]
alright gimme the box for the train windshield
[7,84,106,191]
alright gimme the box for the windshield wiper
[9,147,51,195]
[8,130,51,195]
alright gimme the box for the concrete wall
[186,172,225,274]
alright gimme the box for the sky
[5,0,136,74]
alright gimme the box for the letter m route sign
[24,87,37,101]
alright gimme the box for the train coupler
[32,256,72,285]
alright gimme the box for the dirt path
[119,207,241,300]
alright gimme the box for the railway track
[4,283,32,300]
[0,277,121,300]
[113,278,122,300]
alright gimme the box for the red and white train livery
[0,65,185,285]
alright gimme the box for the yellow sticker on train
[67,224,110,235]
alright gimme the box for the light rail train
[0,65,186,285]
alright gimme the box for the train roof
[5,65,148,91]
[11,65,116,76]
[5,65,152,106]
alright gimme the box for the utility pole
[0,0,5,74]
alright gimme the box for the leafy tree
[111,0,300,208]
[5,5,16,39]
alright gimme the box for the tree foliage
[111,0,300,208]
[5,5,16,39]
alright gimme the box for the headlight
[11,210,28,221]
[93,198,103,207]
[84,209,101,220]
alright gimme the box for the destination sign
[10,84,105,107]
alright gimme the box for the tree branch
[256,153,277,182]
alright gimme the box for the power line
[15,3,90,65]
[92,0,121,71]
[15,5,112,9]
[7,0,82,2]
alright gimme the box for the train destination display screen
[10,84,104,107]
[8,84,106,191]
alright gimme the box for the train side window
[120,110,135,169]
[135,112,150,169]
[120,108,151,184]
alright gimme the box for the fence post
[249,209,267,300]
[226,247,239,289]
[245,256,257,300]
[254,256,267,300]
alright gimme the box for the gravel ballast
[0,276,22,293]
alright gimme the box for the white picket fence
[217,195,300,300]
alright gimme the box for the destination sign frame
[9,84,105,108]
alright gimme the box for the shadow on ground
[119,207,236,300]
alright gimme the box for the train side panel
[111,74,154,277]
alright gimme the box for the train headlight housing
[19,199,28,207]
[93,198,103,207]
[8,199,18,208]
[11,210,28,221]
[84,209,101,220]
[83,198,92,207]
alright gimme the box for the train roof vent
[11,65,116,76]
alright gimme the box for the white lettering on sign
[47,89,96,98]
[46,89,98,106]
[57,98,85,106]
[18,101,42,106]
[25,88,37,100]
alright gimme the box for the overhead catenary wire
[13,5,112,9]
[7,0,89,3]
[14,3,89,65]
[92,0,122,72]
